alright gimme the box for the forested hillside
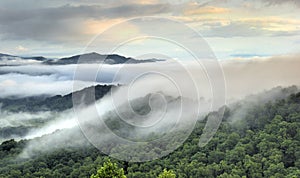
[0,92,299,177]
[0,85,112,112]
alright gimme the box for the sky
[0,0,299,59]
[1,0,300,153]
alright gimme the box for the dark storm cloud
[0,3,171,42]
[0,3,171,22]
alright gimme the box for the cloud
[1,53,300,159]
[221,54,300,99]
[264,0,300,7]
[0,3,171,43]
[198,18,300,37]
[23,109,76,140]
[18,78,202,159]
[0,4,171,23]
[0,56,42,65]
[0,111,53,129]
[0,73,95,98]
[14,53,300,158]
[1,52,300,100]
[15,45,28,52]
[0,0,299,58]
[0,110,56,143]
[200,22,264,37]
[183,6,230,15]
[0,63,122,98]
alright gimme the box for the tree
[91,159,126,178]
[0,139,17,151]
[158,169,176,178]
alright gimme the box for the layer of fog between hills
[0,53,300,158]
[0,54,299,99]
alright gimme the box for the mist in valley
[1,54,300,161]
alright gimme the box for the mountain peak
[45,52,163,65]
[0,52,164,65]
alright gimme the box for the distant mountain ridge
[0,53,47,61]
[44,52,163,65]
[0,52,163,65]
[0,53,14,57]
[0,85,113,112]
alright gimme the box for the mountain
[22,56,47,61]
[0,53,47,61]
[0,88,299,177]
[0,53,50,66]
[44,52,163,65]
[0,53,15,58]
[0,84,113,112]
[0,52,163,65]
[0,85,113,141]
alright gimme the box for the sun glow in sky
[0,0,299,59]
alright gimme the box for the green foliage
[0,85,111,112]
[91,159,126,178]
[0,139,17,151]
[158,169,176,178]
[0,91,299,177]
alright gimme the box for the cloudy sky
[0,0,299,59]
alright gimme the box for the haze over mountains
[0,0,299,176]
[0,52,163,66]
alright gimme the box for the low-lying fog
[1,54,299,99]
[1,53,300,158]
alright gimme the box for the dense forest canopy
[0,89,299,177]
